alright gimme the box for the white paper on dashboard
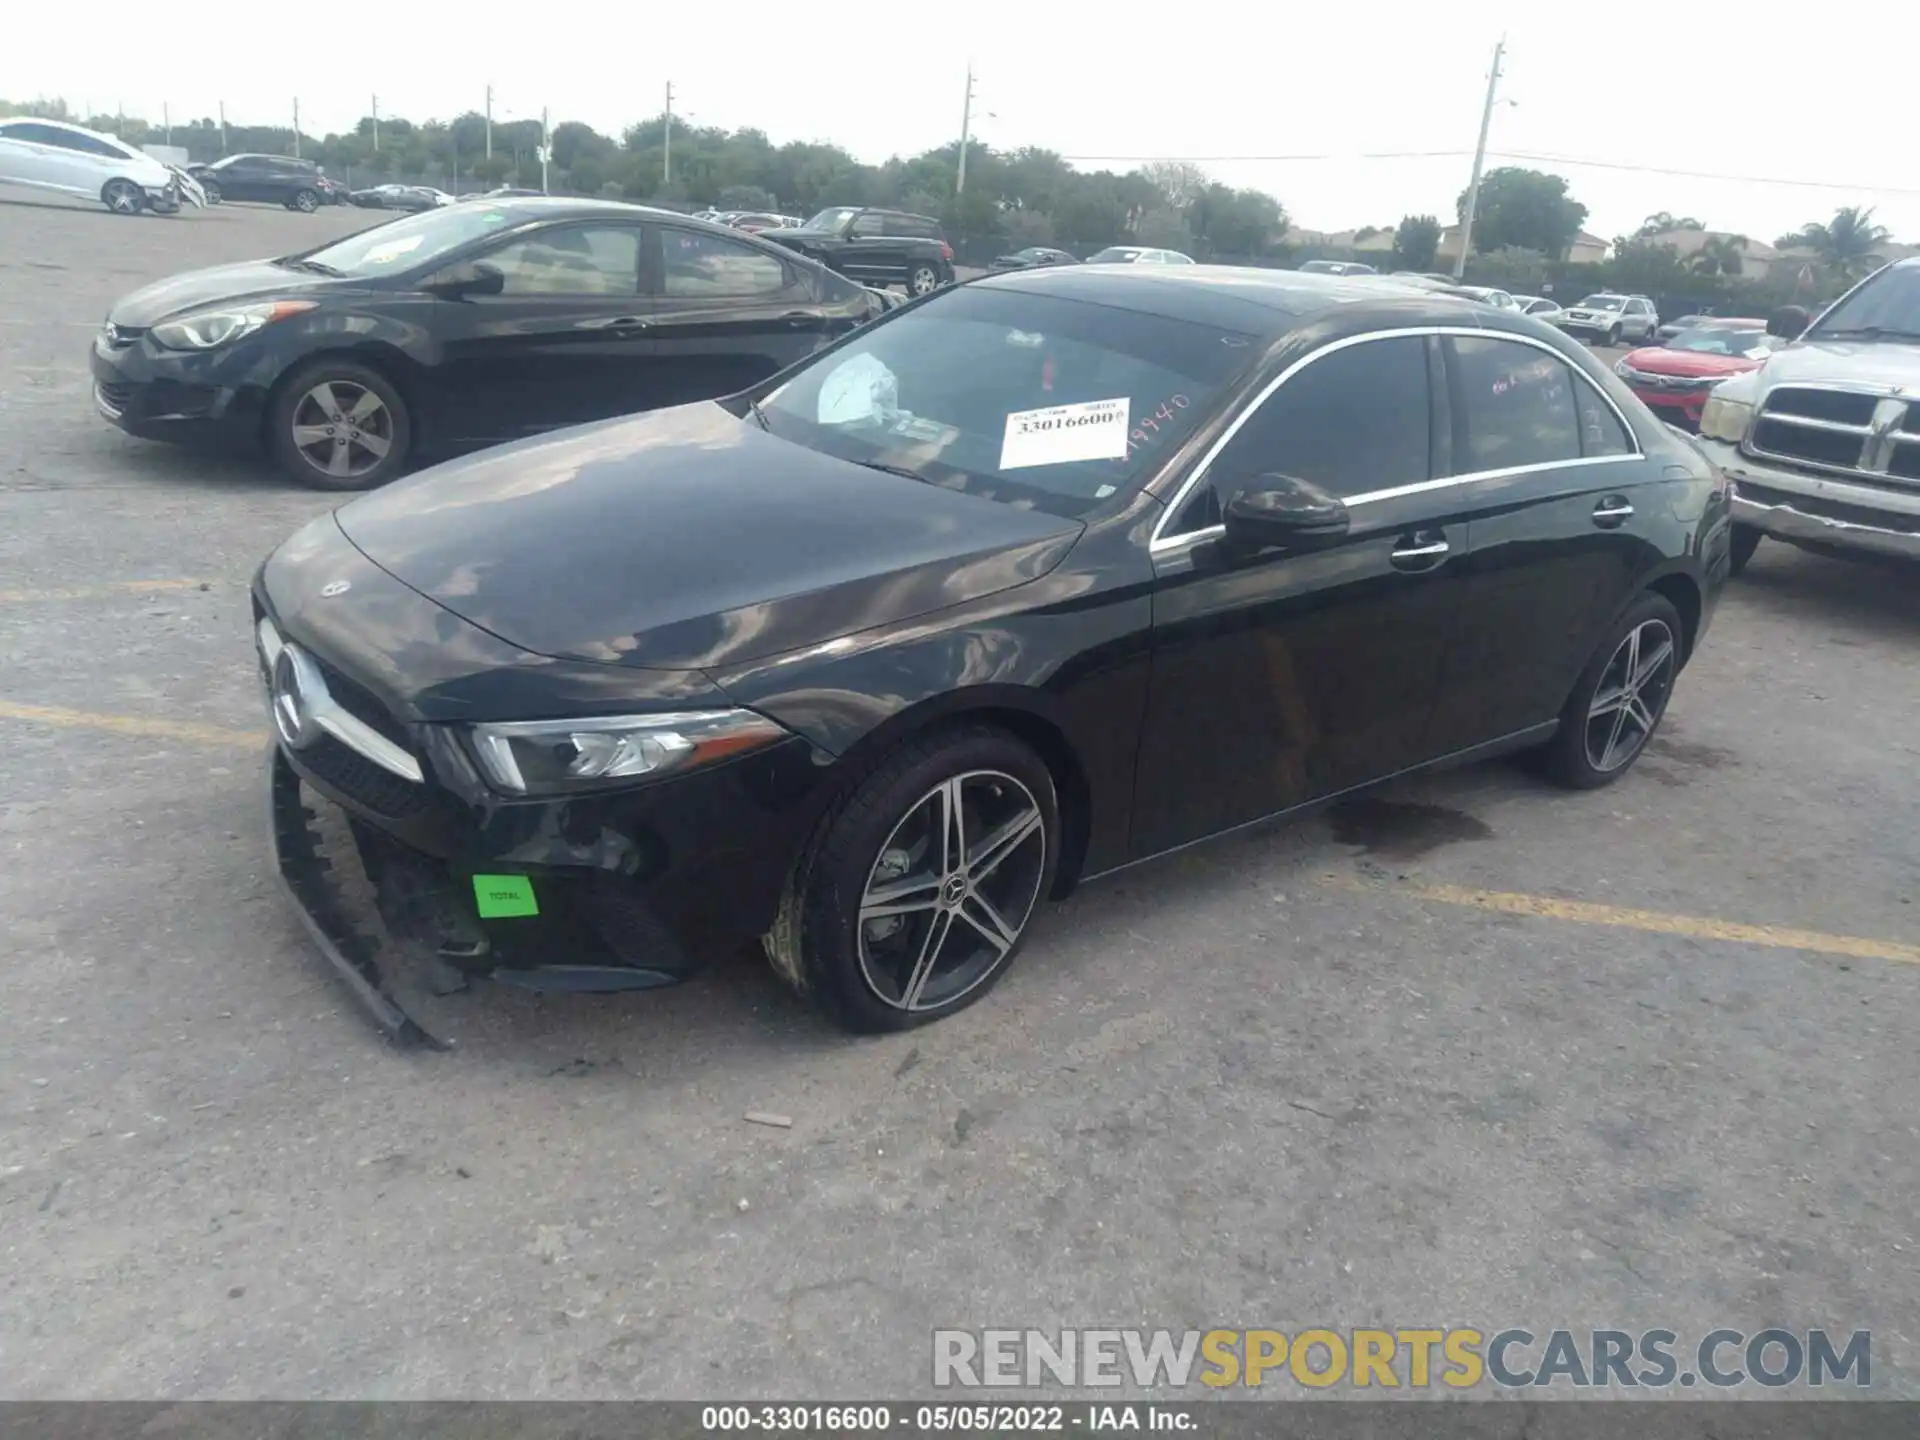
[816,354,899,425]
[999,397,1130,469]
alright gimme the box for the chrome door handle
[1389,536,1450,570]
[1592,498,1635,525]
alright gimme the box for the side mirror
[1766,305,1810,340]
[1221,474,1351,553]
[423,260,505,299]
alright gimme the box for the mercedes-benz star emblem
[270,644,325,750]
[320,579,351,598]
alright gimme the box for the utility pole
[163,102,171,146]
[956,64,976,195]
[218,100,227,154]
[663,81,674,187]
[292,97,301,158]
[371,95,379,152]
[485,85,493,160]
[540,107,550,194]
[1453,36,1504,280]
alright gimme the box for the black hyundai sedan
[255,266,1731,1043]
[91,198,891,489]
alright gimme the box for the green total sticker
[473,874,539,919]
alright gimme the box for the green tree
[1392,214,1442,270]
[1689,234,1747,278]
[1633,211,1703,240]
[1783,206,1892,282]
[1457,168,1588,260]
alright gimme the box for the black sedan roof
[974,263,1533,343]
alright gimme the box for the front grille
[311,657,411,748]
[1749,386,1920,482]
[296,732,430,818]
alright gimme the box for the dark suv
[190,154,331,212]
[765,206,955,295]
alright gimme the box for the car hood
[1755,337,1920,392]
[1624,347,1763,377]
[107,260,337,327]
[333,402,1084,673]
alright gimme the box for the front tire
[1540,592,1684,790]
[1605,324,1623,347]
[102,179,143,215]
[907,262,942,297]
[202,181,222,205]
[267,359,412,491]
[764,724,1059,1033]
[1727,523,1762,577]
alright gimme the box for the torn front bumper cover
[268,744,694,1047]
[267,744,450,1048]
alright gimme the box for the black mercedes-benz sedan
[91,198,891,490]
[254,265,1731,1044]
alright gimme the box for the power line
[1054,147,1920,198]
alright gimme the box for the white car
[1557,292,1660,345]
[0,116,180,214]
[1086,246,1196,266]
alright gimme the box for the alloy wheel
[1583,618,1676,773]
[289,381,394,481]
[104,181,140,215]
[910,266,940,296]
[856,770,1046,1013]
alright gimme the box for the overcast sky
[10,1,1919,244]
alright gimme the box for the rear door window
[1446,335,1583,473]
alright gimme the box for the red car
[1613,319,1773,429]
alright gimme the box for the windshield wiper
[850,459,932,484]
[745,397,770,430]
[1814,325,1920,343]
[277,258,344,276]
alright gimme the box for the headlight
[151,299,316,351]
[1613,359,1632,377]
[467,709,790,795]
[1699,393,1753,443]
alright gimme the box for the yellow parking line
[0,700,260,750]
[0,579,220,603]
[1332,874,1920,966]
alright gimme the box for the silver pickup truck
[1697,258,1920,572]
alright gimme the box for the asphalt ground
[1,192,1916,1401]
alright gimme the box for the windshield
[294,206,526,278]
[1667,326,1768,356]
[752,286,1254,520]
[1809,265,1920,339]
[1088,248,1142,263]
[804,207,860,232]
[1577,295,1627,311]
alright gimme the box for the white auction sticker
[999,397,1130,470]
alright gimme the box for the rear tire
[1727,523,1763,577]
[763,724,1059,1033]
[102,179,143,215]
[1539,592,1684,790]
[267,358,412,491]
[292,188,319,213]
[907,262,942,297]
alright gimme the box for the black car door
[627,224,829,409]
[214,157,267,201]
[1131,333,1470,856]
[417,219,655,445]
[840,210,896,285]
[1422,332,1665,756]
